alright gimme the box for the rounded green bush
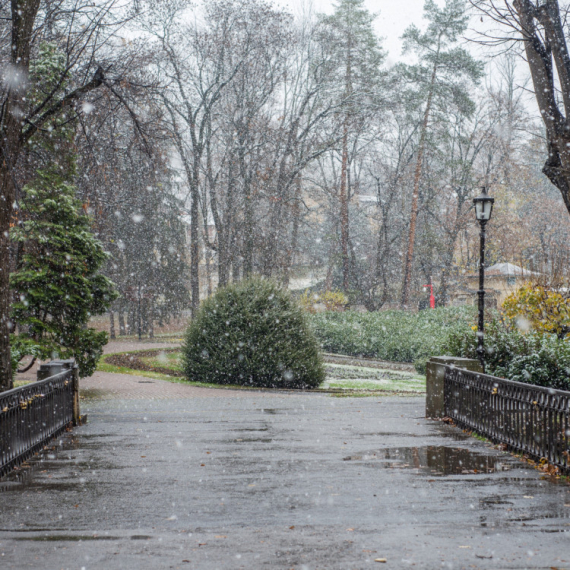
[182,278,325,389]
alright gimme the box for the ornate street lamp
[473,187,494,371]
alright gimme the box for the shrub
[310,307,474,373]
[445,316,570,391]
[183,278,325,389]
[502,283,570,339]
[319,291,348,311]
[299,289,348,313]
[299,290,318,314]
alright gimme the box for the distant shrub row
[310,307,475,373]
[310,305,570,389]
[445,317,570,391]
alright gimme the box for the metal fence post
[72,364,81,426]
[426,356,483,418]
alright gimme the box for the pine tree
[319,0,385,294]
[9,44,117,379]
[398,0,483,308]
[10,161,117,377]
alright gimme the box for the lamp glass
[475,198,493,221]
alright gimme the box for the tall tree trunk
[0,209,13,391]
[339,118,350,294]
[127,305,134,336]
[205,245,213,297]
[513,1,570,216]
[109,310,116,339]
[440,210,464,306]
[148,300,154,339]
[190,182,200,318]
[232,252,241,282]
[118,306,126,336]
[0,160,17,391]
[218,241,230,287]
[0,0,42,390]
[400,63,437,308]
[283,175,301,288]
[339,38,353,296]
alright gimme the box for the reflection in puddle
[343,446,528,475]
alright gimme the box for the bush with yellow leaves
[299,289,348,313]
[502,283,570,339]
[319,290,348,311]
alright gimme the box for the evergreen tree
[9,44,117,379]
[319,0,385,294]
[10,163,117,377]
[398,0,483,307]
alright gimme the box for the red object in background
[423,284,435,309]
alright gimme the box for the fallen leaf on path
[289,526,295,530]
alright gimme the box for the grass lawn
[98,350,426,395]
[323,362,426,392]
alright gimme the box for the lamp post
[473,187,494,372]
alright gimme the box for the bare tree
[471,0,570,215]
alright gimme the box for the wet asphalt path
[1,368,570,569]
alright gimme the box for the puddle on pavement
[14,533,153,542]
[14,534,125,541]
[80,388,110,400]
[359,431,471,441]
[343,446,529,476]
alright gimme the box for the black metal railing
[444,366,570,473]
[0,369,75,478]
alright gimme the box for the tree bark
[339,119,350,294]
[148,300,154,339]
[118,307,126,336]
[512,0,570,215]
[400,63,437,308]
[0,0,41,390]
[283,175,301,288]
[190,183,200,317]
[109,310,116,339]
